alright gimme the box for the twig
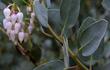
[47,24,89,70]
[89,56,92,70]
[48,24,63,42]
[40,26,53,38]
[68,48,88,70]
[63,38,69,69]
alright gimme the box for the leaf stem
[40,26,53,38]
[89,56,92,70]
[68,48,88,70]
[61,17,68,36]
[63,38,69,68]
[48,24,63,42]
[47,24,89,70]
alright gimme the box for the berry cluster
[3,4,35,44]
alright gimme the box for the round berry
[18,31,25,43]
[17,12,23,23]
[11,14,17,24]
[3,8,11,18]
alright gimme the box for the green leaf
[60,0,80,35]
[78,40,104,66]
[79,55,97,66]
[48,8,62,32]
[33,60,64,70]
[33,0,48,27]
[78,17,96,38]
[48,8,61,25]
[78,17,97,50]
[45,0,51,8]
[78,19,108,56]
[102,0,110,11]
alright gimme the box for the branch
[47,24,89,70]
[63,38,69,68]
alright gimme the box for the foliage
[0,0,110,70]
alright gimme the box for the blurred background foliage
[0,0,110,70]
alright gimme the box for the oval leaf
[48,8,62,31]
[48,9,61,25]
[33,0,48,27]
[45,0,51,8]
[60,0,80,35]
[79,19,108,56]
[78,17,96,38]
[33,60,64,70]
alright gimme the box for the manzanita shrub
[0,0,110,70]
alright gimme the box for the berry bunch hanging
[3,4,35,44]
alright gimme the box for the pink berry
[11,14,17,24]
[28,25,33,34]
[17,12,23,23]
[3,8,11,18]
[18,31,25,43]
[3,19,9,29]
[6,22,12,30]
[5,16,11,21]
[31,12,35,19]
[30,18,34,24]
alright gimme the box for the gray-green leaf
[78,19,108,56]
[33,0,48,27]
[45,0,51,8]
[60,0,80,35]
[33,60,64,70]
[48,9,61,25]
[78,17,96,38]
